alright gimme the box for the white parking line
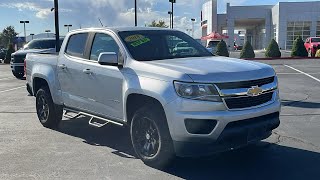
[277,73,320,75]
[0,77,13,81]
[284,65,320,83]
[0,86,25,93]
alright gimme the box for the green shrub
[265,39,281,58]
[216,40,229,57]
[4,44,15,64]
[315,49,320,58]
[240,41,255,59]
[291,36,308,57]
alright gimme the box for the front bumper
[164,91,281,157]
[10,62,24,73]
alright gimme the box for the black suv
[11,38,63,78]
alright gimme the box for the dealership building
[201,0,320,50]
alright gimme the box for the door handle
[58,64,67,70]
[83,69,93,75]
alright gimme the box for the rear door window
[65,33,88,58]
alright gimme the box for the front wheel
[36,86,62,129]
[12,71,24,79]
[130,106,175,168]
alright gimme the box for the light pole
[64,24,72,32]
[134,0,137,26]
[53,0,60,52]
[30,33,35,40]
[20,21,29,43]
[168,11,172,29]
[169,0,176,29]
[191,18,196,38]
[45,30,51,38]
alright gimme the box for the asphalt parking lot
[0,60,320,180]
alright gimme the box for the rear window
[311,38,320,43]
[65,33,88,58]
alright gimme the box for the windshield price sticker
[130,37,151,47]
[125,34,145,42]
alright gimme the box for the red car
[305,37,320,57]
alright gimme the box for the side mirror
[98,52,118,66]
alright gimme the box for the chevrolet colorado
[26,27,281,167]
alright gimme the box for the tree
[216,40,229,57]
[291,36,308,57]
[4,43,15,64]
[240,41,255,58]
[0,26,18,48]
[148,20,169,28]
[265,39,281,58]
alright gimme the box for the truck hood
[144,56,275,83]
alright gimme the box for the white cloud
[0,1,71,19]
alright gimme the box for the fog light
[185,119,217,134]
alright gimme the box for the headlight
[174,81,221,102]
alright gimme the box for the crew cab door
[57,32,91,110]
[80,32,124,120]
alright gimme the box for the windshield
[25,39,63,50]
[311,38,320,43]
[118,30,213,61]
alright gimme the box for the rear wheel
[130,106,175,168]
[308,49,315,57]
[36,86,62,129]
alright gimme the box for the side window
[90,33,120,61]
[65,33,88,58]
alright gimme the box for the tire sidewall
[36,87,62,128]
[130,106,175,167]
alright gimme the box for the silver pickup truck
[26,27,281,167]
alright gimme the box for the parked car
[11,38,63,79]
[172,42,194,55]
[206,40,221,54]
[0,49,7,60]
[304,37,320,57]
[26,27,280,167]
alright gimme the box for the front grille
[224,92,274,109]
[215,76,275,89]
[12,55,26,63]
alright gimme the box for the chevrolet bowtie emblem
[247,86,263,97]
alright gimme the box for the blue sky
[0,0,317,38]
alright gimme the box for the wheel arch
[126,93,166,125]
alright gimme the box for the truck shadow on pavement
[282,99,320,109]
[56,117,320,180]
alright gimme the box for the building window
[317,21,320,37]
[286,21,311,50]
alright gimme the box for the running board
[63,108,124,128]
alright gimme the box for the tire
[13,71,24,79]
[36,86,63,129]
[130,105,175,168]
[308,49,314,57]
[26,84,33,96]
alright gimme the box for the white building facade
[201,0,320,50]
